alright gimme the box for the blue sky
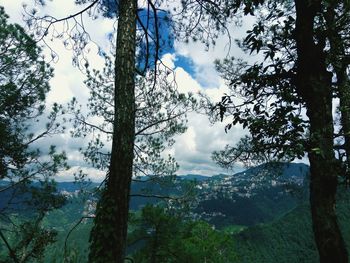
[102,6,197,80]
[2,0,249,181]
[174,55,196,76]
[136,7,197,77]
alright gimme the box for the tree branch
[0,229,19,263]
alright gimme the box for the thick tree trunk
[88,0,137,262]
[295,1,348,262]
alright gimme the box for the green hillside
[232,190,350,263]
[2,164,350,262]
[193,163,309,228]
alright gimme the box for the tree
[68,55,193,179]
[65,2,192,262]
[22,0,350,260]
[130,205,183,263]
[294,1,347,261]
[324,1,350,186]
[211,1,350,261]
[85,1,138,262]
[130,205,237,263]
[23,0,199,261]
[0,6,67,262]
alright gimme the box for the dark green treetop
[0,6,68,263]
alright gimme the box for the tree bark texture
[324,6,350,186]
[88,0,137,262]
[295,0,348,262]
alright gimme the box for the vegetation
[0,6,68,263]
[130,205,237,263]
[233,189,350,263]
[1,166,347,263]
[212,1,350,261]
[1,0,350,262]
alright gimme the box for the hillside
[232,189,350,262]
[192,162,309,227]
[4,162,349,263]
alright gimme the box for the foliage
[130,205,237,263]
[67,54,195,179]
[43,197,93,263]
[0,6,68,262]
[0,5,63,179]
[212,1,305,165]
[0,166,319,262]
[212,0,350,175]
[233,189,350,262]
[210,1,350,260]
[24,0,350,261]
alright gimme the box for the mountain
[191,162,309,227]
[177,174,210,181]
[0,162,309,221]
[0,174,209,216]
[231,189,350,262]
[0,162,313,262]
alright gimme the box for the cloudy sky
[2,0,252,181]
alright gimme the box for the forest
[1,0,350,262]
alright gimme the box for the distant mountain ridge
[191,162,309,227]
[1,162,317,263]
[177,174,211,181]
[0,162,310,218]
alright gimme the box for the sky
[2,0,253,181]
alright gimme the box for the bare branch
[64,215,95,261]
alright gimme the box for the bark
[324,6,350,185]
[88,0,137,262]
[295,0,348,262]
[338,74,350,185]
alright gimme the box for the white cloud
[47,74,75,104]
[3,1,248,181]
[173,67,201,94]
[161,53,176,69]
[171,111,246,176]
[173,15,257,88]
[57,166,106,182]
[2,1,28,23]
[165,60,247,176]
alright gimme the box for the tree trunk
[295,1,348,262]
[324,6,350,186]
[88,0,137,262]
[338,73,350,185]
